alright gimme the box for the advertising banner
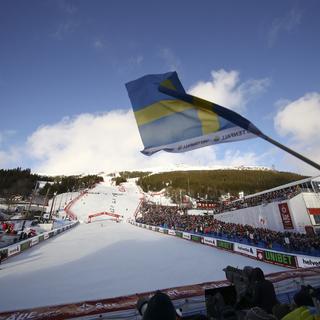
[278,203,294,229]
[39,235,44,242]
[183,233,191,240]
[175,231,183,238]
[158,228,164,233]
[168,230,176,236]
[8,244,20,257]
[20,241,31,252]
[216,240,234,251]
[234,243,257,257]
[203,237,216,246]
[31,237,39,246]
[0,249,8,260]
[44,233,50,240]
[164,229,168,234]
[297,256,320,268]
[191,235,202,243]
[257,249,297,268]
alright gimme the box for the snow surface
[0,178,287,312]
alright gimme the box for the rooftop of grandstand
[201,176,320,215]
[243,175,320,200]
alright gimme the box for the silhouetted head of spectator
[139,291,176,320]
[252,268,265,282]
[293,287,314,307]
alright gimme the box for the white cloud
[93,39,104,49]
[268,8,302,47]
[0,130,16,146]
[0,147,21,168]
[58,0,78,15]
[25,110,260,175]
[189,69,269,112]
[274,92,320,175]
[159,48,181,71]
[52,21,79,40]
[129,55,144,65]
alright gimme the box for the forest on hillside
[0,168,103,205]
[137,170,306,200]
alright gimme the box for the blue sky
[0,0,319,175]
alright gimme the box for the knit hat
[246,307,276,320]
[143,291,176,320]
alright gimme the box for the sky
[0,0,320,176]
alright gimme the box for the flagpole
[159,85,320,172]
[258,134,320,171]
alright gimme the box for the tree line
[0,168,103,204]
[137,170,306,200]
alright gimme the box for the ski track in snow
[0,178,287,312]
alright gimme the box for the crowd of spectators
[212,186,301,215]
[136,280,320,319]
[0,220,37,247]
[1,221,16,234]
[136,203,320,256]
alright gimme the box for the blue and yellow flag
[126,72,260,155]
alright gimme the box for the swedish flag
[126,72,258,155]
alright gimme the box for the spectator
[251,268,278,314]
[137,203,320,256]
[137,291,176,320]
[282,286,316,320]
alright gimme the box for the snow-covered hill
[0,179,286,312]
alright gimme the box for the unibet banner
[191,235,202,243]
[257,249,297,268]
[217,240,234,251]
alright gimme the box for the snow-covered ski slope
[0,178,286,312]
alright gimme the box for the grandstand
[214,176,320,235]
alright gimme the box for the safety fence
[0,221,79,263]
[0,267,318,320]
[64,191,87,220]
[130,221,320,269]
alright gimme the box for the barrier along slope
[0,191,87,262]
[130,221,320,269]
[0,267,318,320]
[0,221,78,263]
